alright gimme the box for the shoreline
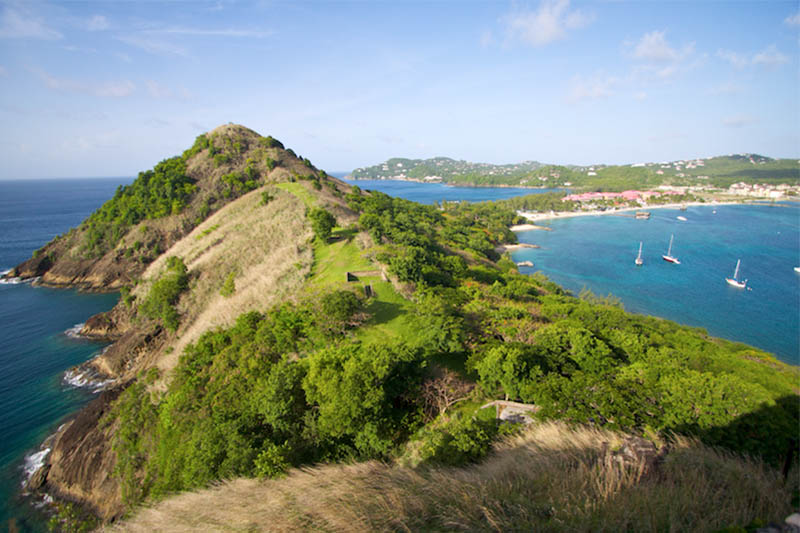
[513,200,758,227]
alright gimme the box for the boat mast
[667,234,673,256]
[733,259,740,280]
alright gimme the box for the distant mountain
[350,153,799,191]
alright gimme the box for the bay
[511,204,799,365]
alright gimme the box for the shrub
[140,256,189,331]
[220,272,236,298]
[308,208,336,242]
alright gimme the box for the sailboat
[726,259,747,288]
[635,242,643,266]
[662,234,680,264]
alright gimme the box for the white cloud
[146,80,172,99]
[0,5,61,39]
[148,26,272,38]
[718,45,788,68]
[31,68,135,98]
[716,49,749,69]
[86,15,109,31]
[117,35,189,57]
[785,12,800,26]
[628,31,695,81]
[723,115,758,128]
[634,91,647,101]
[566,72,618,103]
[752,45,788,67]
[634,31,675,62]
[503,0,593,47]
[632,31,694,63]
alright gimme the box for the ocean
[0,178,130,532]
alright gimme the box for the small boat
[635,242,643,266]
[726,259,747,288]
[635,211,651,219]
[662,234,680,264]
[516,260,534,267]
[794,266,800,273]
[676,216,687,221]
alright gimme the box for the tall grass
[107,421,797,532]
[138,186,313,382]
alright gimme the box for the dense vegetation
[351,154,799,191]
[105,183,799,517]
[139,256,189,331]
[82,158,196,256]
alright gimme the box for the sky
[0,0,798,179]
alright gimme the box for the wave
[63,365,114,393]
[64,323,85,338]
[21,447,51,487]
[0,274,39,285]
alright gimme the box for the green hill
[350,154,800,191]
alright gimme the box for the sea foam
[21,447,50,487]
[64,323,85,338]
[63,355,115,393]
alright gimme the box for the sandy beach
[512,200,750,230]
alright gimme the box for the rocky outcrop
[32,388,124,521]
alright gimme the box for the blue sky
[0,0,797,179]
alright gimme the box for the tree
[308,208,336,242]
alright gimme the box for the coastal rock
[80,312,117,340]
[45,388,124,521]
[25,464,50,492]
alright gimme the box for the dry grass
[135,186,313,386]
[106,421,796,533]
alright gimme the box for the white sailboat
[726,259,747,288]
[635,242,643,266]
[662,234,680,264]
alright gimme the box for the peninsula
[8,125,798,532]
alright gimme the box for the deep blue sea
[0,178,130,532]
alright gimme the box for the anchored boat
[726,259,747,288]
[662,234,680,264]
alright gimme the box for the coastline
[513,200,753,227]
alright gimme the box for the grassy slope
[137,185,314,382]
[277,182,421,345]
[106,421,796,533]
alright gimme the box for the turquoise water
[0,178,130,532]
[511,204,800,364]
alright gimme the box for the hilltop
[9,125,797,531]
[351,153,800,191]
